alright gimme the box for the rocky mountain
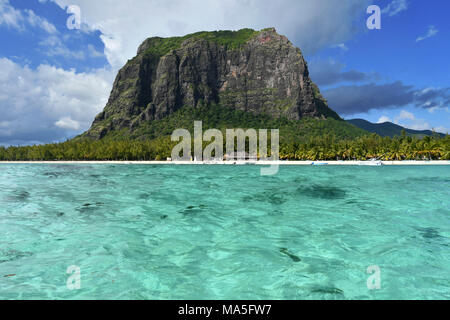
[347,119,446,138]
[84,28,342,140]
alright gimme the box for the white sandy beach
[0,160,449,165]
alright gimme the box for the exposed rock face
[86,28,340,139]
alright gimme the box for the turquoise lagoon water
[0,164,449,300]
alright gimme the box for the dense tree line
[1,132,448,161]
[279,132,450,161]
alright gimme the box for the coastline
[0,160,449,165]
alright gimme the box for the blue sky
[0,0,107,71]
[309,0,450,134]
[0,0,448,146]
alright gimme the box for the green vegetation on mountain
[142,28,259,57]
[79,104,364,143]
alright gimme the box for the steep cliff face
[86,28,340,139]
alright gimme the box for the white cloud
[55,117,80,130]
[391,110,448,134]
[25,9,57,34]
[416,25,438,42]
[48,0,371,70]
[395,110,415,122]
[0,0,23,29]
[434,126,449,135]
[394,110,422,128]
[0,0,57,33]
[333,43,348,51]
[377,116,392,123]
[0,58,114,144]
[407,122,430,131]
[382,0,409,17]
[427,106,444,114]
[39,35,86,60]
[87,44,104,58]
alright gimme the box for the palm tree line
[1,131,448,161]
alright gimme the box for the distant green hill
[347,119,446,138]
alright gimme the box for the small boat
[358,159,383,166]
[311,162,328,166]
